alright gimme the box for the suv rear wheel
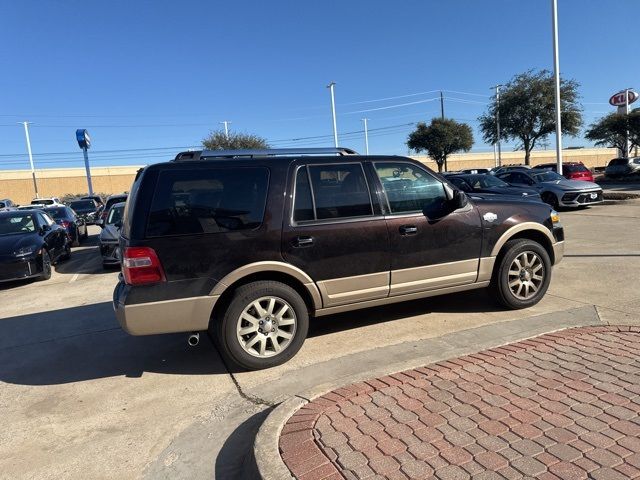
[211,281,309,370]
[492,239,551,309]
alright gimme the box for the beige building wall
[0,148,618,205]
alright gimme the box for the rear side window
[147,167,269,237]
[564,164,588,173]
[294,163,373,222]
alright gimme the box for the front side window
[293,163,373,221]
[147,167,269,237]
[374,162,446,214]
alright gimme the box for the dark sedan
[68,199,100,225]
[0,210,69,282]
[43,206,88,247]
[445,173,542,201]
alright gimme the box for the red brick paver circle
[279,326,640,480]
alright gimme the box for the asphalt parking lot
[1,200,639,480]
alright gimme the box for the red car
[533,162,594,182]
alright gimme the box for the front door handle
[399,225,418,235]
[292,236,314,248]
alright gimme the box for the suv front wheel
[211,281,309,370]
[492,239,552,309]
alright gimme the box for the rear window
[69,200,95,210]
[609,158,629,166]
[564,164,589,173]
[32,199,54,205]
[106,196,127,210]
[44,207,68,219]
[146,167,269,237]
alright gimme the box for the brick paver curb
[276,326,640,479]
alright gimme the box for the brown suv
[113,148,564,370]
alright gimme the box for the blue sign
[76,129,91,149]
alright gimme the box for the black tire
[541,191,559,209]
[60,243,71,261]
[210,281,309,371]
[491,239,552,309]
[38,251,52,281]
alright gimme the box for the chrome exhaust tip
[188,332,200,347]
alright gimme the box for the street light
[76,129,94,196]
[551,0,563,175]
[327,82,338,147]
[490,85,503,167]
[20,121,39,198]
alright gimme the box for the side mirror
[451,189,468,210]
[40,224,51,234]
[96,219,104,228]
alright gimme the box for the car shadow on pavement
[54,234,111,275]
[0,302,227,386]
[308,288,500,339]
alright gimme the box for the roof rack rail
[173,147,358,161]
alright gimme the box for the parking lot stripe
[70,273,80,283]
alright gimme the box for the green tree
[202,130,269,150]
[585,108,640,153]
[479,70,583,165]
[407,118,474,172]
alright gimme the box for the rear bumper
[113,281,219,335]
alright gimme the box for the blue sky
[0,0,637,169]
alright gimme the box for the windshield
[464,174,508,188]
[69,200,95,210]
[107,205,124,225]
[532,171,564,182]
[0,214,36,235]
[44,207,68,220]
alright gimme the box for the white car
[30,197,63,207]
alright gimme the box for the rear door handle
[292,236,314,248]
[399,225,418,235]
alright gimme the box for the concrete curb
[252,308,603,479]
[254,396,307,480]
[603,190,640,200]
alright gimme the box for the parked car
[113,147,564,370]
[43,206,88,247]
[97,193,128,226]
[68,198,100,225]
[0,199,16,211]
[99,202,125,268]
[489,164,531,176]
[81,195,104,207]
[444,173,541,200]
[605,157,640,178]
[533,162,594,182]
[30,197,62,206]
[496,169,603,208]
[0,210,70,282]
[459,168,491,174]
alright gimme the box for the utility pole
[493,143,498,168]
[362,118,370,155]
[220,121,231,139]
[624,88,631,157]
[440,91,445,119]
[551,0,563,175]
[491,85,503,167]
[327,82,339,147]
[21,121,39,198]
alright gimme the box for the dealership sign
[609,90,638,107]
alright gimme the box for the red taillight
[60,220,71,228]
[122,247,166,285]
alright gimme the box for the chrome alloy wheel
[507,251,545,300]
[236,296,297,358]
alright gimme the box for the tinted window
[306,164,372,220]
[44,207,69,220]
[69,200,96,210]
[375,162,446,214]
[105,196,127,210]
[564,164,589,173]
[107,205,124,225]
[0,214,36,235]
[147,167,269,237]
[0,202,5,209]
[447,177,472,192]
[293,167,315,222]
[510,172,535,185]
[609,158,628,166]
[32,199,54,205]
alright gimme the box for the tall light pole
[491,85,503,166]
[21,121,39,198]
[76,129,94,196]
[327,82,339,147]
[440,91,445,119]
[220,121,231,139]
[551,0,563,175]
[362,118,370,155]
[624,88,631,157]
